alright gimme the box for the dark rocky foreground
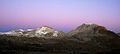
[0,35,120,54]
[0,24,120,54]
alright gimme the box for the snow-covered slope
[0,26,64,37]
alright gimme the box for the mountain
[0,24,120,54]
[0,26,65,37]
[68,24,120,52]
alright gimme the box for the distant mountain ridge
[0,26,65,37]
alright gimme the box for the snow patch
[27,29,33,31]
[53,31,58,37]
[35,26,54,35]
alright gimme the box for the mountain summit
[69,24,105,34]
[68,24,120,52]
[68,24,119,42]
[68,23,117,36]
[34,26,61,37]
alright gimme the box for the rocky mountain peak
[68,23,116,37]
[76,23,107,32]
[70,24,107,34]
[35,26,55,34]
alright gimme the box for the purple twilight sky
[0,0,120,32]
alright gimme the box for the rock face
[68,24,120,52]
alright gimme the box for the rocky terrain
[117,33,120,36]
[0,24,120,54]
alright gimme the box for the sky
[0,0,120,32]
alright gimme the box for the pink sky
[0,0,120,32]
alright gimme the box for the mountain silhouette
[0,23,120,54]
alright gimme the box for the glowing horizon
[0,0,120,32]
